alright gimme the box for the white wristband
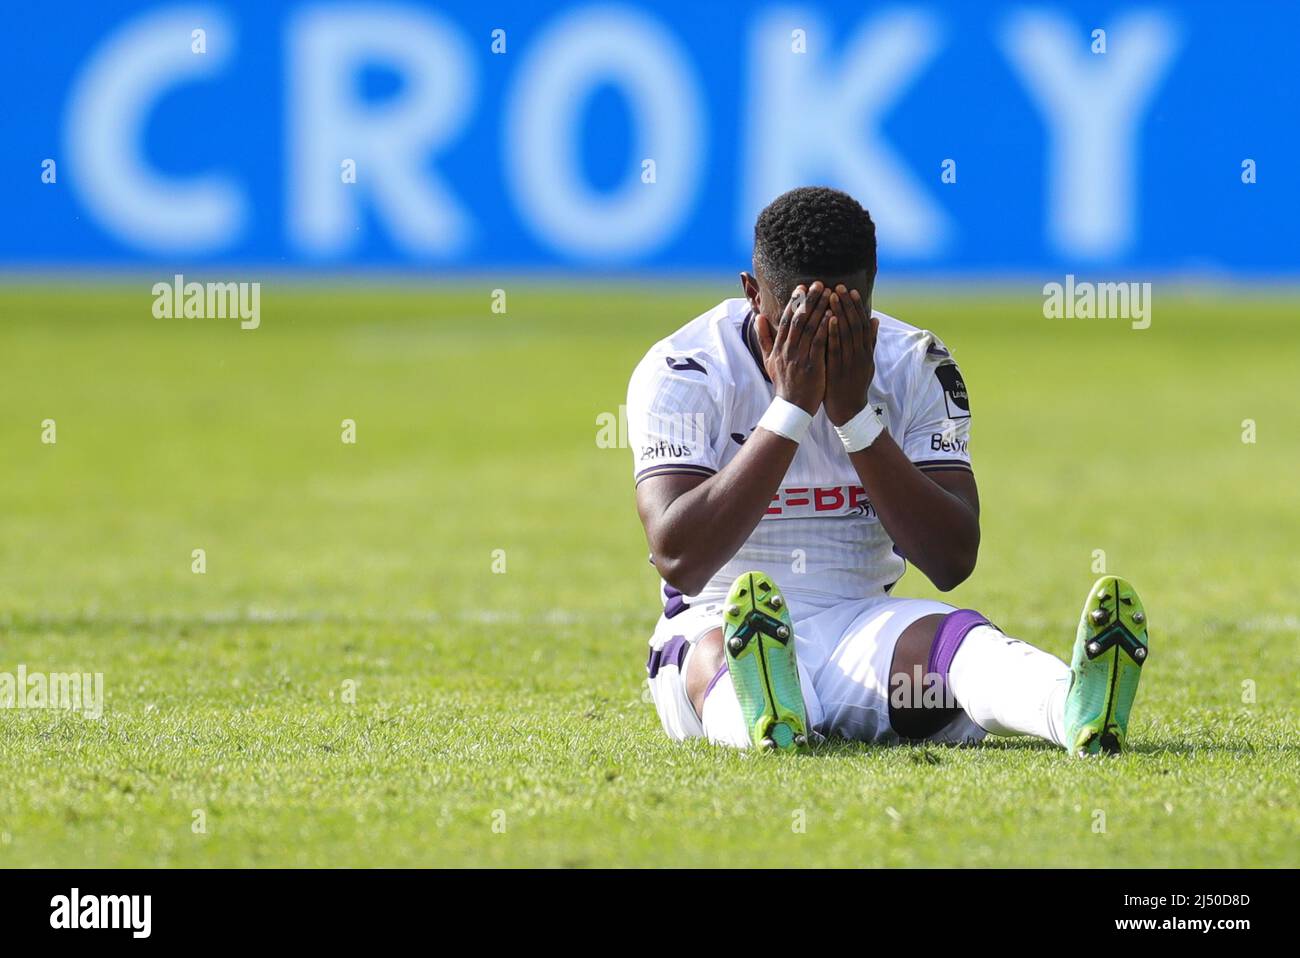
[834,404,884,452]
[757,397,813,443]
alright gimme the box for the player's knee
[889,613,961,740]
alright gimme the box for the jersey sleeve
[626,351,724,484]
[899,335,973,475]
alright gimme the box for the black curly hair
[753,186,877,311]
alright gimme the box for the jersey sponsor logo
[664,356,707,374]
[934,363,970,419]
[930,432,969,454]
[764,484,876,519]
[638,439,696,462]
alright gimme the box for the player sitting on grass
[630,186,1148,755]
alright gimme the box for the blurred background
[0,1,1297,866]
[2,0,1296,274]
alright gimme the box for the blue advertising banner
[2,1,1296,273]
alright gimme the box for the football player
[631,187,1148,754]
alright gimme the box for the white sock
[700,669,753,748]
[947,625,1071,747]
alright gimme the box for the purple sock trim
[702,662,729,700]
[926,609,990,683]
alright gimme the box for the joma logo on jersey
[766,485,875,518]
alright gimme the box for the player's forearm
[846,433,980,591]
[650,431,798,594]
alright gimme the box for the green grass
[0,281,1296,867]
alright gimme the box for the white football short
[645,593,987,746]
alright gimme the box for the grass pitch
[0,282,1296,867]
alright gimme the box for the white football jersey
[627,297,973,615]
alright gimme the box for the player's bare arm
[636,284,832,595]
[826,286,981,591]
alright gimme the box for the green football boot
[1064,575,1149,756]
[721,571,810,751]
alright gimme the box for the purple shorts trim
[926,609,991,682]
[662,584,689,620]
[646,634,689,679]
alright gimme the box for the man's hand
[756,282,832,415]
[825,284,981,591]
[825,285,879,426]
